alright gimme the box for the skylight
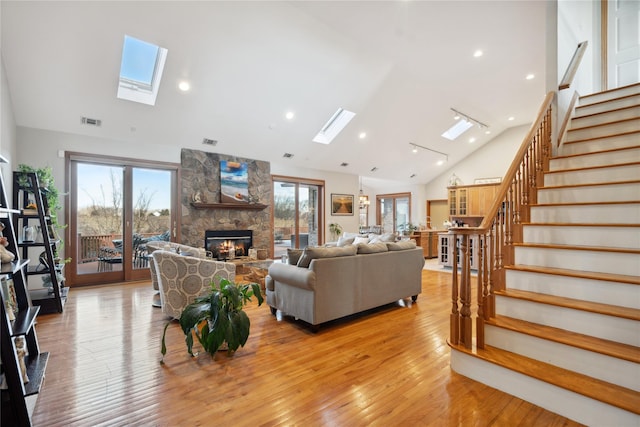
[313,108,356,144]
[441,118,473,140]
[117,35,168,106]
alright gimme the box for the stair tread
[505,264,640,285]
[514,242,640,255]
[555,143,640,159]
[522,222,640,228]
[495,288,640,321]
[566,116,640,133]
[546,161,640,175]
[487,315,640,363]
[540,179,640,190]
[450,343,640,414]
[576,92,640,112]
[534,200,640,208]
[572,103,640,126]
[563,130,640,145]
[579,82,640,104]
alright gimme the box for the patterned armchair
[151,250,235,319]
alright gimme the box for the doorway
[272,176,324,259]
[376,192,412,233]
[66,153,179,286]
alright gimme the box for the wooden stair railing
[449,91,555,350]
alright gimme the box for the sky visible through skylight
[120,35,159,85]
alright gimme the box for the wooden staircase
[449,83,640,426]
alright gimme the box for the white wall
[0,56,17,183]
[423,124,531,200]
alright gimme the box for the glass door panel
[131,167,173,271]
[74,163,125,279]
[395,197,410,232]
[273,181,296,259]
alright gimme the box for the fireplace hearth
[205,230,253,260]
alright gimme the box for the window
[117,35,168,106]
[376,192,412,233]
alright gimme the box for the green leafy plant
[16,164,63,229]
[329,222,343,240]
[160,277,263,362]
[398,222,418,235]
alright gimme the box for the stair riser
[579,84,640,105]
[530,203,640,224]
[560,133,639,156]
[450,350,639,426]
[566,118,640,142]
[505,269,640,309]
[545,164,639,186]
[571,106,640,128]
[551,146,640,170]
[494,296,639,346]
[576,94,640,117]
[537,182,639,204]
[514,246,639,276]
[522,225,640,250]
[485,325,640,391]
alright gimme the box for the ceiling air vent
[81,117,102,127]
[340,162,349,167]
[202,138,218,146]
[283,153,294,159]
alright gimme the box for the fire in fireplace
[205,230,253,260]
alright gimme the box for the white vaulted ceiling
[1,1,547,184]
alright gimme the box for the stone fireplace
[205,229,252,260]
[180,149,272,255]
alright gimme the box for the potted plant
[329,223,343,241]
[160,277,263,362]
[398,222,418,237]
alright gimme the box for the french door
[272,176,324,259]
[66,153,179,286]
[376,192,412,233]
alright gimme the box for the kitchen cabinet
[437,232,482,270]
[448,183,500,224]
[410,230,442,259]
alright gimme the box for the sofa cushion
[297,245,357,268]
[336,235,355,246]
[386,240,417,251]
[356,242,389,254]
[287,248,303,265]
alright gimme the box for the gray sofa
[265,241,425,326]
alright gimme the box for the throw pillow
[336,235,356,247]
[353,236,370,245]
[379,232,398,242]
[356,242,389,254]
[287,248,303,265]
[297,245,357,268]
[386,240,417,251]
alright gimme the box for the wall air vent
[202,138,218,146]
[81,117,102,127]
[283,153,294,158]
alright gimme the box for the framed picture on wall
[331,193,354,216]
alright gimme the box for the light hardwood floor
[31,270,582,426]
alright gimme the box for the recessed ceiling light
[468,137,476,143]
[178,81,190,92]
[473,50,483,58]
[508,116,515,121]
[285,111,295,120]
[525,74,535,80]
[485,130,491,135]
[437,160,445,166]
[359,132,367,139]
